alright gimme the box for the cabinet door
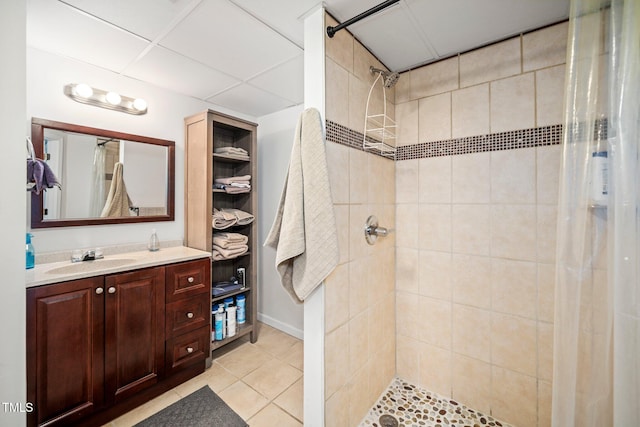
[104,267,165,404]
[27,277,104,427]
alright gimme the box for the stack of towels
[214,175,251,194]
[212,208,255,229]
[212,232,248,261]
[214,146,250,161]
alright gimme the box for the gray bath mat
[134,386,247,427]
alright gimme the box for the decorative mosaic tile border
[359,377,513,427]
[326,120,564,161]
[396,124,564,161]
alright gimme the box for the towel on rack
[264,107,339,303]
[27,158,61,195]
[100,162,133,217]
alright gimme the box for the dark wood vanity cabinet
[104,267,165,405]
[26,276,105,426]
[27,258,210,427]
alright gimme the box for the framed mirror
[30,118,175,228]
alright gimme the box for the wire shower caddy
[363,70,396,158]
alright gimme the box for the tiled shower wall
[394,22,568,427]
[323,14,397,427]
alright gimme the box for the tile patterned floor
[359,378,513,427]
[104,322,303,427]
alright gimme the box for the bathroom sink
[45,258,137,275]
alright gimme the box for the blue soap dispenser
[26,233,35,270]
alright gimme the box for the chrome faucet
[71,248,104,263]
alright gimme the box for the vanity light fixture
[64,83,148,115]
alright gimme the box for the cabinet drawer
[165,258,210,302]
[166,295,209,338]
[166,326,209,373]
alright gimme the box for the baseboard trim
[257,312,303,340]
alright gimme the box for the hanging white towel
[264,108,339,303]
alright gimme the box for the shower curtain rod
[326,0,400,38]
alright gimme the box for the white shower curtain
[552,0,639,426]
[89,144,106,217]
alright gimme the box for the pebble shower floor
[358,378,513,427]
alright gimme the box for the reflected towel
[264,108,339,303]
[100,162,133,217]
[27,158,61,195]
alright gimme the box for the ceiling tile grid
[26,0,569,117]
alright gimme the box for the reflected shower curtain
[89,144,106,217]
[553,0,639,426]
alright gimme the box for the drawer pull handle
[186,347,194,354]
[187,276,195,283]
[96,287,104,295]
[108,287,116,294]
[186,312,194,319]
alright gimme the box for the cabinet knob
[108,287,116,294]
[186,312,194,319]
[96,287,104,295]
[186,347,194,354]
[187,276,195,283]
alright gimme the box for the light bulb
[74,83,93,98]
[133,98,147,111]
[106,91,122,105]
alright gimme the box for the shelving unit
[184,110,258,353]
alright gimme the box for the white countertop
[26,246,211,288]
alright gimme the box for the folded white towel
[215,146,248,156]
[213,232,248,249]
[212,208,255,229]
[225,208,254,225]
[212,244,248,261]
[215,175,251,185]
[212,209,237,229]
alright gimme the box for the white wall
[27,47,255,253]
[28,46,309,338]
[257,104,304,338]
[0,1,26,426]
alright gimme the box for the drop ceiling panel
[248,54,304,104]
[407,0,570,58]
[207,84,295,117]
[160,0,302,81]
[229,0,320,47]
[27,0,149,72]
[60,0,197,40]
[349,5,435,71]
[123,46,241,99]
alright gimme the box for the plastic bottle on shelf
[214,307,224,341]
[236,294,246,324]
[227,306,237,337]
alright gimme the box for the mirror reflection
[31,118,175,228]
